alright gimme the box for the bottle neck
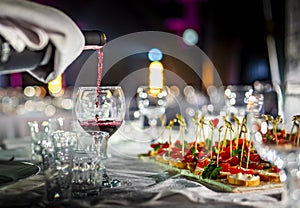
[82,30,106,47]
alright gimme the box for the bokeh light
[149,61,164,89]
[148,48,163,61]
[182,28,199,46]
[48,75,63,96]
[24,86,35,97]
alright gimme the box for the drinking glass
[75,86,126,187]
[71,131,108,198]
[28,118,79,172]
[284,82,300,129]
[136,86,168,140]
[28,120,51,171]
[251,115,300,208]
[45,130,77,202]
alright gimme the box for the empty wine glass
[136,86,168,141]
[224,85,253,120]
[75,86,126,187]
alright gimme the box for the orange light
[202,60,214,89]
[48,75,63,96]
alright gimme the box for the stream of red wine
[96,47,103,101]
[83,46,120,136]
[83,45,103,99]
[96,48,103,122]
[84,46,103,118]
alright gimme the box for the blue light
[148,48,163,61]
[183,29,199,46]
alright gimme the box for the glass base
[101,172,121,188]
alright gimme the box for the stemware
[251,115,300,208]
[136,86,168,141]
[224,85,253,120]
[75,86,126,187]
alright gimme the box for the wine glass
[75,86,126,187]
[224,85,253,120]
[250,115,300,208]
[136,86,168,141]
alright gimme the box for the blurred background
[0,0,288,137]
[1,0,285,87]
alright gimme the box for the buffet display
[139,112,300,193]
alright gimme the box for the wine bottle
[0,30,107,73]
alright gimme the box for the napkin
[0,161,40,184]
[0,0,85,83]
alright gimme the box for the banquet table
[0,126,285,208]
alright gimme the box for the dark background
[19,0,285,88]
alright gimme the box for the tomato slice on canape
[220,162,231,172]
[230,166,255,175]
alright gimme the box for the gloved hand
[0,0,85,83]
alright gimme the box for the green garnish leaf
[214,147,220,154]
[232,148,239,156]
[191,146,197,156]
[266,135,273,141]
[211,166,222,180]
[202,162,222,180]
[154,146,160,152]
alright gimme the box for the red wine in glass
[79,120,123,137]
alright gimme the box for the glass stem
[94,134,111,187]
[148,117,158,141]
[282,154,300,207]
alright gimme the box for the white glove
[0,0,85,83]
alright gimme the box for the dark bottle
[82,30,107,46]
[0,30,107,73]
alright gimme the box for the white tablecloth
[0,129,285,208]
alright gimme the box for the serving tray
[139,155,283,193]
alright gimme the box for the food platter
[138,113,287,193]
[139,154,283,193]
